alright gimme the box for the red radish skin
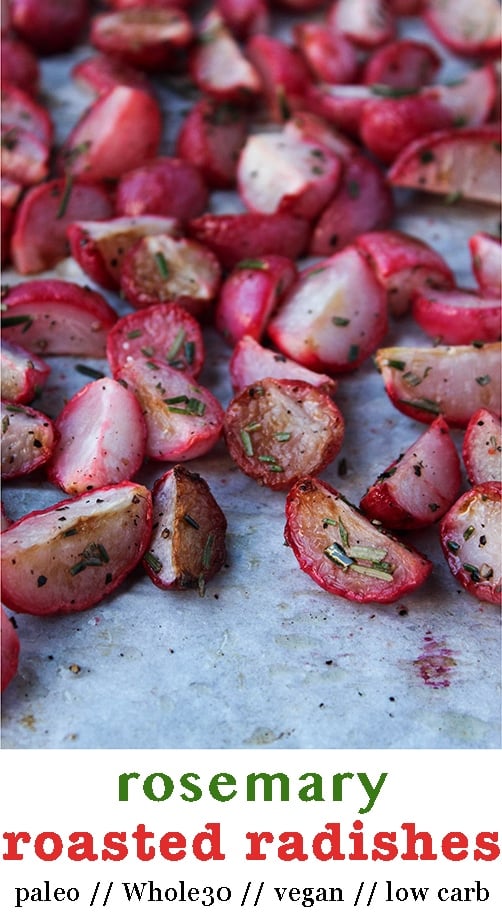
[176,98,249,190]
[188,212,310,270]
[440,482,501,606]
[360,416,462,529]
[0,483,153,616]
[106,301,205,377]
[115,358,224,462]
[1,401,56,479]
[267,246,388,374]
[90,8,193,72]
[215,255,298,345]
[375,344,502,428]
[0,340,51,404]
[412,287,501,345]
[285,477,432,604]
[469,233,502,297]
[1,608,20,692]
[229,336,337,395]
[116,158,208,221]
[462,409,502,485]
[362,39,441,89]
[47,378,147,495]
[223,378,345,491]
[1,279,118,357]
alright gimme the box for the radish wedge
[1,607,20,692]
[423,0,502,59]
[188,211,310,269]
[67,215,181,291]
[229,336,337,395]
[1,401,56,479]
[223,378,344,491]
[462,409,502,485]
[285,477,432,603]
[0,483,153,616]
[47,378,147,495]
[0,340,50,404]
[115,358,224,462]
[469,233,502,296]
[120,234,221,318]
[412,287,501,345]
[388,126,502,205]
[440,482,501,606]
[355,229,454,317]
[267,246,388,374]
[106,301,204,377]
[375,343,502,427]
[215,254,297,346]
[360,416,461,529]
[1,280,118,357]
[144,465,227,592]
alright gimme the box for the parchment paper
[1,10,500,749]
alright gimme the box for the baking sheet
[1,8,500,749]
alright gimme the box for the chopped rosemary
[274,431,291,441]
[370,84,419,98]
[348,545,387,563]
[166,328,185,361]
[240,429,254,456]
[63,527,78,538]
[146,360,159,370]
[126,329,143,339]
[167,397,206,416]
[338,520,350,549]
[258,455,284,472]
[141,346,155,357]
[475,375,491,386]
[144,551,162,574]
[324,542,354,569]
[398,397,440,415]
[244,421,262,432]
[236,258,267,270]
[202,533,214,570]
[386,359,406,371]
[2,416,9,434]
[463,525,475,540]
[75,364,105,379]
[447,540,460,553]
[322,517,338,528]
[184,340,195,365]
[332,316,350,327]
[154,251,170,278]
[183,514,199,529]
[1,314,33,331]
[350,563,393,582]
[164,394,189,404]
[463,562,480,582]
[347,344,359,363]
[56,174,73,219]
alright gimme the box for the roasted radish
[119,234,221,318]
[423,0,501,59]
[176,98,249,190]
[285,477,432,603]
[229,336,337,395]
[190,10,262,103]
[1,280,118,357]
[1,401,56,479]
[0,483,153,615]
[267,246,388,374]
[388,126,502,205]
[412,287,501,345]
[47,378,147,495]
[90,7,193,72]
[188,211,310,269]
[355,229,454,317]
[115,358,224,462]
[10,178,113,274]
[360,416,461,529]
[469,233,502,297]
[106,301,204,377]
[462,409,502,485]
[115,157,208,221]
[440,482,501,606]
[0,340,50,404]
[144,465,227,592]
[223,378,344,491]
[375,344,502,427]
[67,215,181,291]
[215,255,297,345]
